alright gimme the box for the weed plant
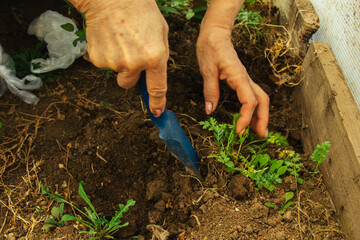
[235,0,264,40]
[156,0,207,20]
[200,114,302,191]
[9,42,60,83]
[265,192,294,214]
[41,181,135,239]
[200,114,330,193]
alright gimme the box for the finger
[225,68,258,135]
[235,85,258,135]
[249,81,270,137]
[116,70,141,89]
[202,67,220,115]
[146,59,168,117]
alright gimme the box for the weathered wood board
[271,0,320,57]
[295,41,360,240]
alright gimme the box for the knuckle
[261,94,270,105]
[148,87,167,98]
[245,96,258,110]
[144,46,166,67]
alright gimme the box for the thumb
[146,65,167,118]
[202,69,220,115]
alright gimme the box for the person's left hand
[197,26,269,137]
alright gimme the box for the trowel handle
[137,71,167,128]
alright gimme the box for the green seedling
[265,192,294,214]
[156,0,207,20]
[307,141,330,188]
[62,0,87,47]
[236,6,263,29]
[9,42,60,83]
[42,203,75,229]
[98,68,114,79]
[60,23,86,47]
[41,181,135,239]
[234,0,264,40]
[200,114,300,191]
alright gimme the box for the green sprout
[42,203,75,229]
[199,114,301,191]
[41,181,135,239]
[9,42,60,83]
[307,141,330,188]
[156,0,207,20]
[265,192,294,214]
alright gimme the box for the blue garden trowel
[138,71,202,179]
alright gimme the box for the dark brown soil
[0,1,346,240]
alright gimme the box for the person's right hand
[70,0,169,117]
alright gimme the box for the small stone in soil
[283,210,293,222]
[275,230,286,240]
[154,200,166,212]
[245,225,254,234]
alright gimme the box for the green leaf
[42,224,56,230]
[264,202,275,208]
[277,166,287,176]
[194,6,207,12]
[296,177,303,184]
[310,141,330,163]
[283,201,294,210]
[61,214,79,222]
[41,184,50,195]
[269,160,283,173]
[268,184,275,191]
[59,203,64,216]
[158,5,180,14]
[61,23,75,32]
[51,206,60,219]
[45,218,58,225]
[258,154,270,167]
[285,192,294,203]
[78,181,98,218]
[184,10,195,20]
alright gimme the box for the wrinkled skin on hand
[70,0,269,136]
[197,0,269,137]
[70,0,169,117]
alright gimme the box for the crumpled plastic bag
[27,10,87,73]
[0,44,42,105]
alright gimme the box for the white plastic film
[310,0,360,108]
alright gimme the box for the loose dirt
[0,1,346,239]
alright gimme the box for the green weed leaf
[51,206,60,219]
[42,224,56,230]
[78,181,98,218]
[264,202,276,208]
[45,218,58,224]
[285,192,294,202]
[277,166,287,176]
[310,141,330,164]
[61,214,79,222]
[61,23,75,32]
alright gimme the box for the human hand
[197,24,269,137]
[70,0,169,117]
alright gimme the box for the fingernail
[205,102,212,115]
[240,129,246,136]
[153,109,161,117]
[264,128,269,138]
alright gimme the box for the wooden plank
[288,0,320,57]
[270,0,319,57]
[295,41,360,240]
